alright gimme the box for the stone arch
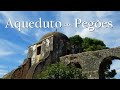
[99,56,120,79]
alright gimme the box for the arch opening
[99,56,120,79]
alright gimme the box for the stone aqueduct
[60,47,120,79]
[3,31,120,79]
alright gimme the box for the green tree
[69,35,108,53]
[69,35,83,53]
[82,37,108,52]
[36,62,87,79]
[105,69,117,79]
[104,63,117,79]
[69,35,83,46]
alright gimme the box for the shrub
[36,62,87,79]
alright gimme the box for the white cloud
[23,50,28,55]
[95,11,113,18]
[1,11,119,48]
[0,69,7,74]
[0,11,30,35]
[116,69,120,73]
[0,38,23,57]
[0,50,14,57]
[18,60,23,64]
[35,29,51,41]
[0,11,55,41]
[0,69,8,78]
[0,65,9,78]
[57,11,120,48]
[0,65,6,69]
[110,60,120,70]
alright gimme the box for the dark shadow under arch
[67,62,82,69]
[99,56,120,79]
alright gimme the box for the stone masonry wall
[60,47,120,79]
[11,58,31,79]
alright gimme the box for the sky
[0,11,120,78]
